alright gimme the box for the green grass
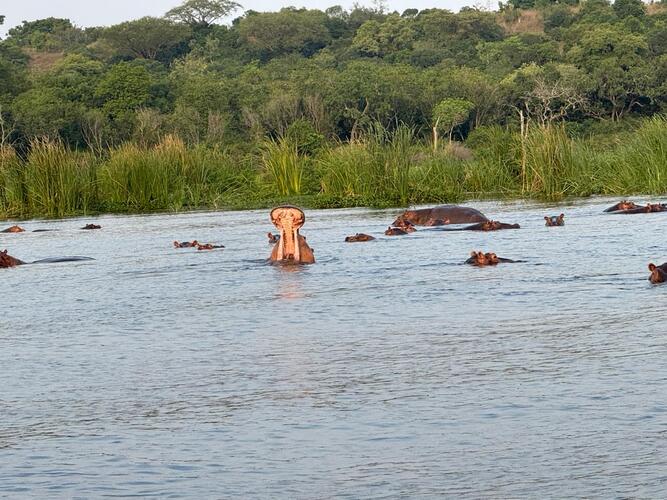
[1,116,667,219]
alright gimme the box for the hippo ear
[649,263,657,271]
[544,216,549,220]
[560,213,564,218]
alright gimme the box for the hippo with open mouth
[1,249,94,268]
[269,206,315,264]
[393,205,488,227]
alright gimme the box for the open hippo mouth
[271,206,306,261]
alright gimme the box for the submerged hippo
[394,219,416,232]
[648,262,667,284]
[196,243,225,251]
[440,220,520,232]
[393,205,488,227]
[267,232,280,244]
[465,250,517,266]
[82,224,101,230]
[174,240,199,248]
[545,214,565,226]
[1,249,94,268]
[605,201,667,214]
[385,226,408,236]
[1,225,25,233]
[269,206,315,264]
[345,233,375,242]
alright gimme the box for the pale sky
[0,0,485,37]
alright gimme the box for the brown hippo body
[393,205,488,227]
[270,234,315,263]
[345,233,375,242]
[1,225,25,233]
[545,214,565,226]
[196,243,225,251]
[82,224,101,230]
[440,220,520,232]
[648,262,667,284]
[269,206,315,264]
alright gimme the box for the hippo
[345,233,376,242]
[465,250,517,266]
[1,225,25,233]
[196,243,225,251]
[1,249,94,268]
[605,201,667,214]
[440,220,520,231]
[82,224,101,230]
[394,219,416,233]
[648,262,667,284]
[269,206,315,264]
[617,203,667,214]
[393,205,488,227]
[174,240,199,248]
[604,200,641,212]
[544,214,565,226]
[267,232,280,244]
[385,226,408,236]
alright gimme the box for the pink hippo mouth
[270,206,306,261]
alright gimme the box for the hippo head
[3,225,25,233]
[480,221,498,231]
[270,206,307,262]
[0,249,23,268]
[484,252,499,265]
[468,251,489,266]
[544,214,565,226]
[648,263,667,284]
[395,219,417,232]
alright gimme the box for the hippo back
[394,205,489,226]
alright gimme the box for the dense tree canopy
[0,0,666,147]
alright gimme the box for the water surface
[2,197,667,498]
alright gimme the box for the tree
[5,18,88,51]
[11,88,82,140]
[165,0,242,27]
[95,62,151,118]
[501,63,589,128]
[432,98,474,150]
[101,17,191,60]
[236,9,332,60]
[612,0,645,18]
[351,14,415,57]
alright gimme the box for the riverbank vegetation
[1,0,667,218]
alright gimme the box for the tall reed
[0,146,26,216]
[522,125,577,200]
[261,138,304,196]
[23,139,97,217]
[597,116,667,195]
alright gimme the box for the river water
[1,197,666,498]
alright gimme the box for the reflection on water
[2,197,667,497]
